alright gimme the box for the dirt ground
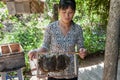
[80,50,104,67]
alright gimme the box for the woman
[28,0,87,80]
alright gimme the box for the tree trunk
[103,0,120,80]
[51,3,58,22]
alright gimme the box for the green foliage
[11,27,43,51]
[73,0,109,53]
[0,23,4,29]
[83,26,106,53]
[75,0,109,26]
[0,30,4,40]
[0,2,5,8]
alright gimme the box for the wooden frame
[36,53,78,78]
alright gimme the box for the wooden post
[51,3,58,22]
[17,69,24,80]
[1,72,6,80]
[103,0,120,80]
[0,69,24,80]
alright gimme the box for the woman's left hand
[79,48,87,59]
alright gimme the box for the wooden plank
[15,2,25,14]
[1,72,6,80]
[6,0,15,1]
[2,0,30,1]
[17,69,24,80]
[6,2,16,15]
[23,2,31,13]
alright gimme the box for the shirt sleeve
[76,26,84,52]
[41,26,51,51]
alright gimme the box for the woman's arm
[28,47,47,60]
[76,26,87,59]
[76,26,84,51]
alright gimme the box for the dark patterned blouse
[41,21,84,79]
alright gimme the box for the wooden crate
[6,0,44,15]
[0,43,25,72]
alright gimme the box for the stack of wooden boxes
[3,0,45,15]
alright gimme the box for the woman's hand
[28,49,37,60]
[28,47,47,60]
[79,48,87,59]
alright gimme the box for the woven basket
[0,43,25,72]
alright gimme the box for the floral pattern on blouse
[41,21,84,79]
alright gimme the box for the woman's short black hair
[58,0,76,11]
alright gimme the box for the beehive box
[6,0,44,15]
[0,43,25,72]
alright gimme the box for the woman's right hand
[79,48,87,59]
[28,48,47,60]
[28,49,37,60]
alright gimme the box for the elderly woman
[28,0,87,80]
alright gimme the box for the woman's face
[59,6,75,24]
